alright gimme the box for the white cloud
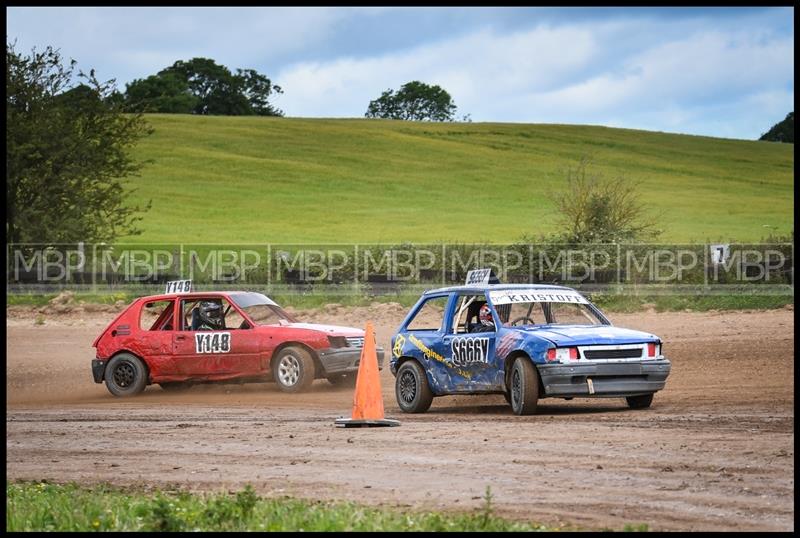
[7,7,347,81]
[276,17,793,139]
[275,24,598,118]
[518,27,794,136]
[7,7,793,139]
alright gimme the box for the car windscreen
[228,293,297,325]
[488,289,605,326]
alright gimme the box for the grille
[346,337,364,348]
[583,348,643,359]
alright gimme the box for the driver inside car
[470,303,496,333]
[192,299,225,331]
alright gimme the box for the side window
[406,296,448,331]
[451,294,488,334]
[180,298,248,331]
[140,300,175,331]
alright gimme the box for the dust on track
[6,305,795,531]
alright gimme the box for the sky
[6,6,794,140]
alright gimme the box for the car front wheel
[273,347,316,393]
[104,353,148,397]
[395,360,433,413]
[509,358,539,415]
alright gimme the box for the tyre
[104,353,148,397]
[273,346,316,393]
[626,393,654,409]
[327,373,357,387]
[509,358,540,415]
[395,360,433,413]
[159,381,193,392]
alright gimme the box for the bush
[548,157,662,244]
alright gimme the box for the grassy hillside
[124,115,793,243]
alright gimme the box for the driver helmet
[198,299,224,329]
[479,304,494,327]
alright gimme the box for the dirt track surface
[6,304,795,531]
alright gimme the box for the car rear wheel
[273,347,315,393]
[626,393,654,409]
[395,360,433,413]
[509,358,539,415]
[104,353,148,397]
[159,381,193,392]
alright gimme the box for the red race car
[92,290,383,396]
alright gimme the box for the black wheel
[327,373,357,387]
[626,393,654,409]
[159,381,193,392]
[273,346,315,393]
[104,353,148,397]
[395,361,433,413]
[509,358,540,415]
[503,391,512,405]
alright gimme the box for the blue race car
[390,273,671,415]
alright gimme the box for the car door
[401,294,451,392]
[137,299,179,376]
[171,297,260,378]
[443,293,499,391]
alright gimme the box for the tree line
[122,57,284,116]
[117,57,466,121]
[122,58,466,122]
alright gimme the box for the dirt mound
[26,293,126,317]
[49,291,75,305]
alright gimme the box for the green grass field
[7,289,793,312]
[7,481,570,532]
[124,115,793,244]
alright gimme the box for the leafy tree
[236,68,283,116]
[125,58,283,116]
[548,157,662,244]
[6,42,152,245]
[124,72,199,113]
[759,112,794,143]
[365,80,458,121]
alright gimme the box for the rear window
[406,296,448,331]
[140,300,175,331]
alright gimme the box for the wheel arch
[503,351,544,396]
[395,355,441,395]
[395,355,427,380]
[394,356,434,413]
[108,349,152,384]
[394,355,420,370]
[271,341,321,378]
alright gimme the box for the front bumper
[538,358,671,397]
[318,346,385,376]
[92,359,106,383]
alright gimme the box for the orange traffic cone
[334,321,400,428]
